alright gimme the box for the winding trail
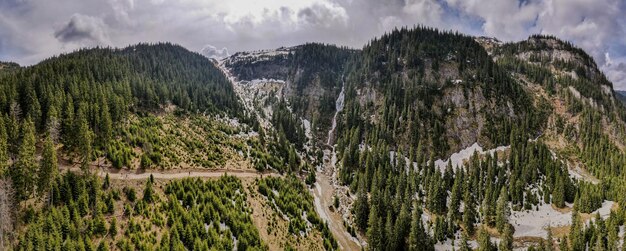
[59,166,280,180]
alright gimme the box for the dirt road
[59,166,280,180]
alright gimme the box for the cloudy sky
[1,0,625,89]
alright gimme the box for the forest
[2,26,626,251]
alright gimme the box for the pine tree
[394,202,411,250]
[593,234,605,251]
[143,178,155,203]
[385,211,396,250]
[367,205,383,251]
[449,169,462,219]
[11,117,37,201]
[76,103,92,171]
[459,230,471,251]
[354,178,370,232]
[499,224,513,251]
[495,186,510,233]
[545,225,554,251]
[62,96,75,148]
[462,189,476,235]
[408,204,433,251]
[552,175,565,208]
[100,101,112,143]
[0,116,8,175]
[37,135,58,196]
[477,226,496,251]
[103,174,110,190]
[109,218,117,237]
[569,209,584,251]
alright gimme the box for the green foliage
[258,176,337,250]
[15,173,267,250]
[164,176,265,250]
[0,42,244,168]
[142,178,155,203]
[11,117,37,201]
[37,135,58,196]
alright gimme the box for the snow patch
[313,183,332,224]
[434,143,509,171]
[510,201,614,238]
[303,119,312,139]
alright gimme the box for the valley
[1,27,626,251]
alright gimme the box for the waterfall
[327,81,345,146]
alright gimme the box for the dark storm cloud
[54,14,109,44]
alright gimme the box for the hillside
[3,28,626,251]
[222,43,356,143]
[0,43,340,250]
[616,90,626,105]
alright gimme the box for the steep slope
[4,28,626,251]
[337,27,538,160]
[492,35,626,180]
[222,43,356,143]
[218,28,626,250]
[1,43,339,251]
[0,43,253,172]
[326,29,626,250]
[616,90,626,105]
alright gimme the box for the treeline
[339,26,537,158]
[339,114,590,250]
[13,173,267,250]
[496,38,622,119]
[258,176,337,250]
[163,177,265,250]
[0,43,244,169]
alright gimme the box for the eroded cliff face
[220,33,626,164]
[221,44,355,143]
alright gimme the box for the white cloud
[54,14,110,45]
[201,44,229,59]
[0,0,625,90]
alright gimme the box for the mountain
[222,43,356,141]
[3,28,626,251]
[616,90,626,104]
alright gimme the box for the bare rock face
[222,44,354,142]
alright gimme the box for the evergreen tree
[545,225,554,251]
[143,178,155,203]
[459,230,471,251]
[367,204,383,251]
[0,116,7,175]
[408,204,433,251]
[37,135,58,197]
[76,103,92,171]
[103,174,110,190]
[499,224,513,251]
[569,209,584,251]
[495,187,510,233]
[11,117,37,201]
[462,189,476,235]
[394,203,411,250]
[354,178,370,232]
[99,101,112,143]
[109,218,117,237]
[552,175,565,208]
[62,96,75,148]
[477,226,496,251]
